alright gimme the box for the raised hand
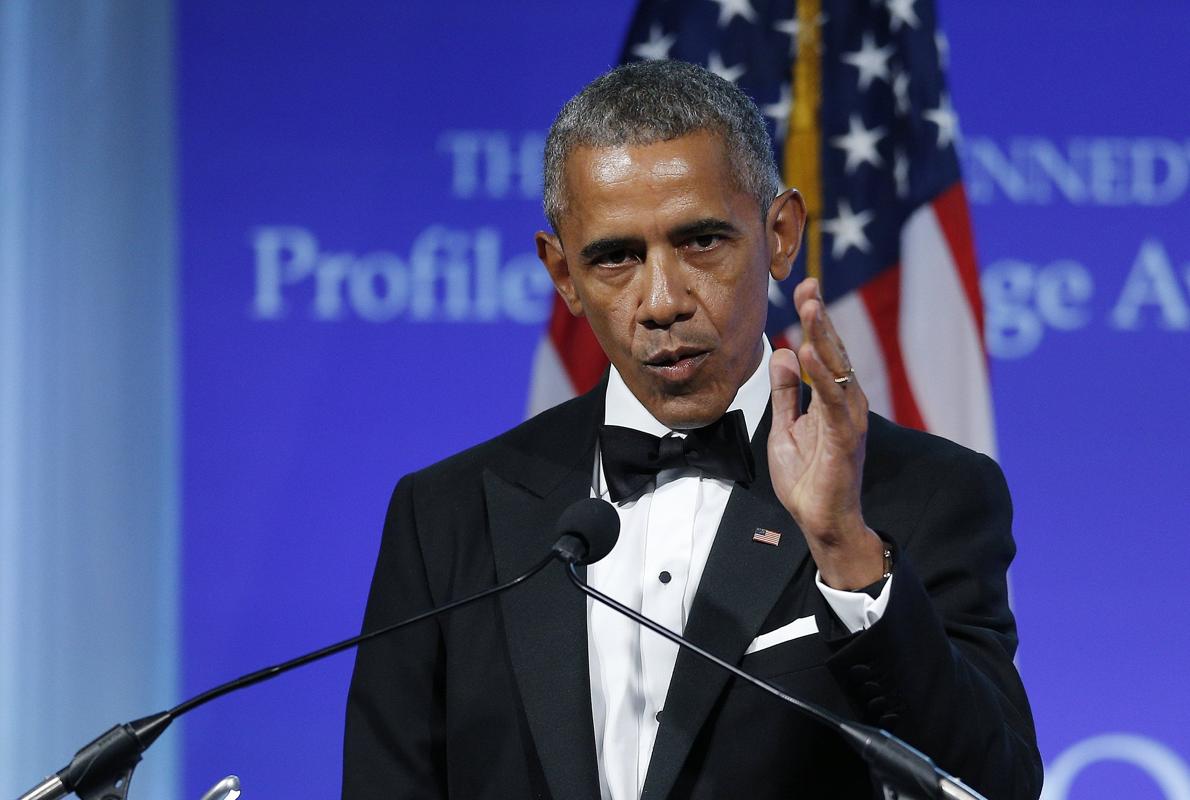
[767,278,886,590]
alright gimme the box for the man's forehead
[561,131,734,203]
[575,141,704,184]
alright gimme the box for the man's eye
[597,249,633,266]
[690,234,722,250]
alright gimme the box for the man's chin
[639,387,733,431]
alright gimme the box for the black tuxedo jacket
[343,385,1041,799]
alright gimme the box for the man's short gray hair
[543,59,781,234]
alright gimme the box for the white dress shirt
[586,338,893,800]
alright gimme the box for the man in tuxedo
[343,60,1041,799]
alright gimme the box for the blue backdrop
[176,2,1190,798]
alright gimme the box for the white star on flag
[924,92,959,147]
[893,148,910,198]
[886,0,920,32]
[707,51,746,84]
[762,83,792,141]
[823,199,875,259]
[632,24,676,61]
[773,15,799,57]
[709,0,757,28]
[892,70,911,116]
[841,32,894,91]
[935,30,950,69]
[830,113,885,174]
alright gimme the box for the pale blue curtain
[0,2,179,797]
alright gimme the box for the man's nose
[637,250,696,329]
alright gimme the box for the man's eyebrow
[669,218,740,240]
[577,219,739,260]
[579,236,642,261]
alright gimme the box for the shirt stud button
[658,570,672,584]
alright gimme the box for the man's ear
[536,230,585,316]
[766,189,807,282]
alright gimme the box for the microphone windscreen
[554,498,620,564]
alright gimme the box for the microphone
[197,775,241,800]
[551,496,620,566]
[18,517,580,800]
[557,499,987,800]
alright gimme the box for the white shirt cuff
[815,571,893,634]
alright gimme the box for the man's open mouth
[643,348,710,379]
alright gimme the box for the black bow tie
[598,409,756,502]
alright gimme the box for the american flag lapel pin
[752,528,782,547]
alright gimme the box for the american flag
[527,0,996,457]
[752,527,783,547]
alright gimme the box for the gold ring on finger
[833,368,856,386]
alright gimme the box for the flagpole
[786,0,824,287]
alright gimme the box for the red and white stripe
[895,184,996,457]
[526,300,607,417]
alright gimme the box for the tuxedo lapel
[641,407,812,800]
[485,388,603,800]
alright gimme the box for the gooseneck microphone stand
[561,561,987,800]
[17,552,557,800]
